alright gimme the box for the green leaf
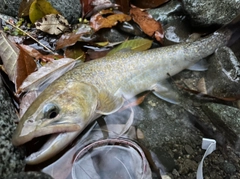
[107,38,152,56]
[29,0,59,23]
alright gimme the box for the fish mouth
[25,131,81,165]
[12,122,82,165]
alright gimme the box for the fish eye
[43,103,60,119]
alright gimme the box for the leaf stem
[0,17,56,55]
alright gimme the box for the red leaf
[16,45,37,91]
[130,6,164,43]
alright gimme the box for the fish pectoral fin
[187,58,209,71]
[96,91,124,115]
[151,80,180,104]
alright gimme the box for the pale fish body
[12,17,239,165]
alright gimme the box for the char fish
[12,15,240,164]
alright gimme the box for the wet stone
[0,78,25,178]
[185,144,194,155]
[202,103,240,152]
[0,0,81,24]
[223,161,237,175]
[147,0,185,25]
[204,46,240,99]
[181,0,240,27]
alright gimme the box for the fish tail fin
[218,14,240,46]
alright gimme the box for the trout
[12,15,240,164]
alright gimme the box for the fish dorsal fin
[96,91,124,115]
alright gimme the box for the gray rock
[202,103,240,152]
[6,171,53,179]
[147,0,185,25]
[204,46,240,98]
[0,0,81,24]
[181,0,240,27]
[0,78,25,178]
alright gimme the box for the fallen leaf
[56,24,92,49]
[130,6,164,43]
[16,45,37,91]
[115,0,130,14]
[65,44,86,61]
[107,38,152,56]
[80,0,94,18]
[90,10,131,31]
[20,44,63,62]
[87,48,110,60]
[131,0,170,8]
[0,31,19,83]
[18,58,76,93]
[18,0,35,17]
[35,14,69,35]
[29,0,59,23]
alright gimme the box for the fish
[12,14,240,165]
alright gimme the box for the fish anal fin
[151,80,180,104]
[96,91,124,115]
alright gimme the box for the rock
[0,0,81,24]
[204,46,240,99]
[147,0,185,25]
[6,171,53,179]
[181,0,240,27]
[223,161,237,175]
[202,103,240,152]
[184,144,194,155]
[163,19,192,45]
[0,78,25,178]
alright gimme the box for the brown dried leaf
[56,24,92,50]
[0,31,19,83]
[130,7,164,43]
[90,10,131,31]
[65,44,86,61]
[18,0,35,17]
[19,44,63,62]
[35,14,69,35]
[16,45,37,91]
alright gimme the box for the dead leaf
[115,0,130,14]
[16,45,37,91]
[20,44,63,62]
[56,24,92,49]
[131,0,170,8]
[18,58,76,93]
[0,31,19,83]
[90,10,131,31]
[65,44,86,61]
[35,14,69,35]
[18,0,35,17]
[87,48,110,61]
[107,38,152,56]
[29,0,59,23]
[130,6,164,43]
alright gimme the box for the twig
[0,17,56,55]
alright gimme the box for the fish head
[12,81,99,164]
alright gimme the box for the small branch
[0,17,56,55]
